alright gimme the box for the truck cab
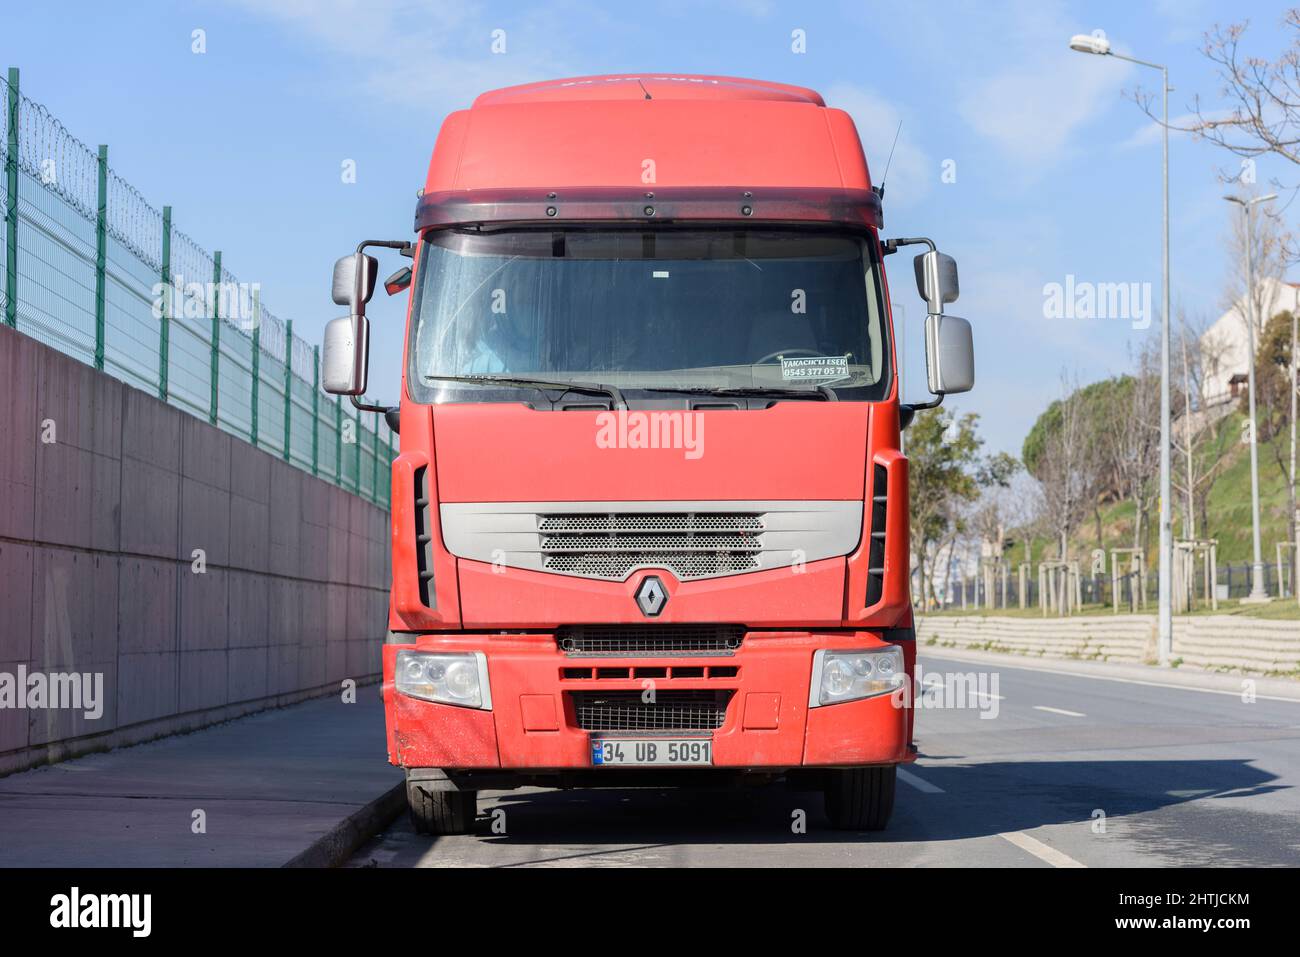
[321,74,974,833]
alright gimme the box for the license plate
[591,737,713,766]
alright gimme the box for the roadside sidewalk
[918,645,1300,702]
[0,686,403,867]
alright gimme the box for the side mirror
[384,265,412,296]
[331,253,379,312]
[924,313,975,395]
[913,250,959,315]
[322,314,370,395]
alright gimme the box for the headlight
[395,651,492,710]
[809,647,906,707]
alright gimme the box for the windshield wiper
[423,374,627,409]
[638,384,836,402]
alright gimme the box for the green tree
[1256,310,1295,443]
[1256,309,1298,548]
[908,409,1012,608]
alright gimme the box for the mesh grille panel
[541,533,761,552]
[540,513,763,532]
[539,512,764,580]
[571,690,733,731]
[558,625,744,657]
[544,551,759,579]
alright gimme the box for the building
[1199,276,1300,405]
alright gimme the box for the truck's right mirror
[913,250,959,315]
[923,313,975,395]
[331,253,379,310]
[322,314,370,395]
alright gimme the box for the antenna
[875,121,903,200]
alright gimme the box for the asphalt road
[347,652,1300,867]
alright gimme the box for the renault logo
[634,575,668,617]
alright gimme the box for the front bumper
[383,630,912,771]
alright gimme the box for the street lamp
[1069,33,1173,662]
[1224,192,1279,603]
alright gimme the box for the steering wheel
[752,347,823,366]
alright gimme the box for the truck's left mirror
[923,312,974,396]
[913,250,959,315]
[331,253,379,310]
[322,314,370,395]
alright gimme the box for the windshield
[406,226,891,403]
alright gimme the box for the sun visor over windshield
[414,186,883,232]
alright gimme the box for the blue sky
[2,0,1294,455]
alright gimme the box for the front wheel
[823,765,896,831]
[407,777,477,835]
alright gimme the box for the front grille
[542,533,758,552]
[540,514,763,532]
[539,512,764,581]
[571,690,733,731]
[558,625,744,657]
[413,466,434,607]
[865,464,887,607]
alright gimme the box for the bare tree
[1169,12,1300,166]
[1103,344,1162,551]
[1135,12,1300,260]
[1035,374,1092,562]
[1172,310,1240,537]
[1221,185,1287,334]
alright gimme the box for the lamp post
[1070,32,1173,661]
[1224,192,1279,603]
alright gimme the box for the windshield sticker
[779,355,850,381]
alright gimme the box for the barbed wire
[15,92,99,220]
[107,170,164,270]
[3,74,395,477]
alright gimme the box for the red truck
[322,74,973,833]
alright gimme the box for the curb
[283,782,406,868]
[918,646,1300,702]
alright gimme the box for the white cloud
[936,0,1137,171]
[223,0,580,111]
[824,83,932,208]
[1154,0,1211,44]
[1117,110,1230,151]
[957,51,1133,168]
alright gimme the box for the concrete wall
[917,613,1300,676]
[0,325,390,774]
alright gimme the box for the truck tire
[407,779,477,835]
[823,765,896,831]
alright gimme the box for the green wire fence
[1,67,394,507]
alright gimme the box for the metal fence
[927,562,1296,611]
[1,67,394,506]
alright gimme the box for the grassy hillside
[1011,410,1297,567]
[1202,413,1296,562]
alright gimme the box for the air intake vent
[413,466,434,607]
[557,625,744,657]
[571,690,733,731]
[865,464,887,607]
[539,512,763,581]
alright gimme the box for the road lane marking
[897,768,944,793]
[999,831,1086,868]
[921,654,1300,704]
[1033,705,1086,717]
